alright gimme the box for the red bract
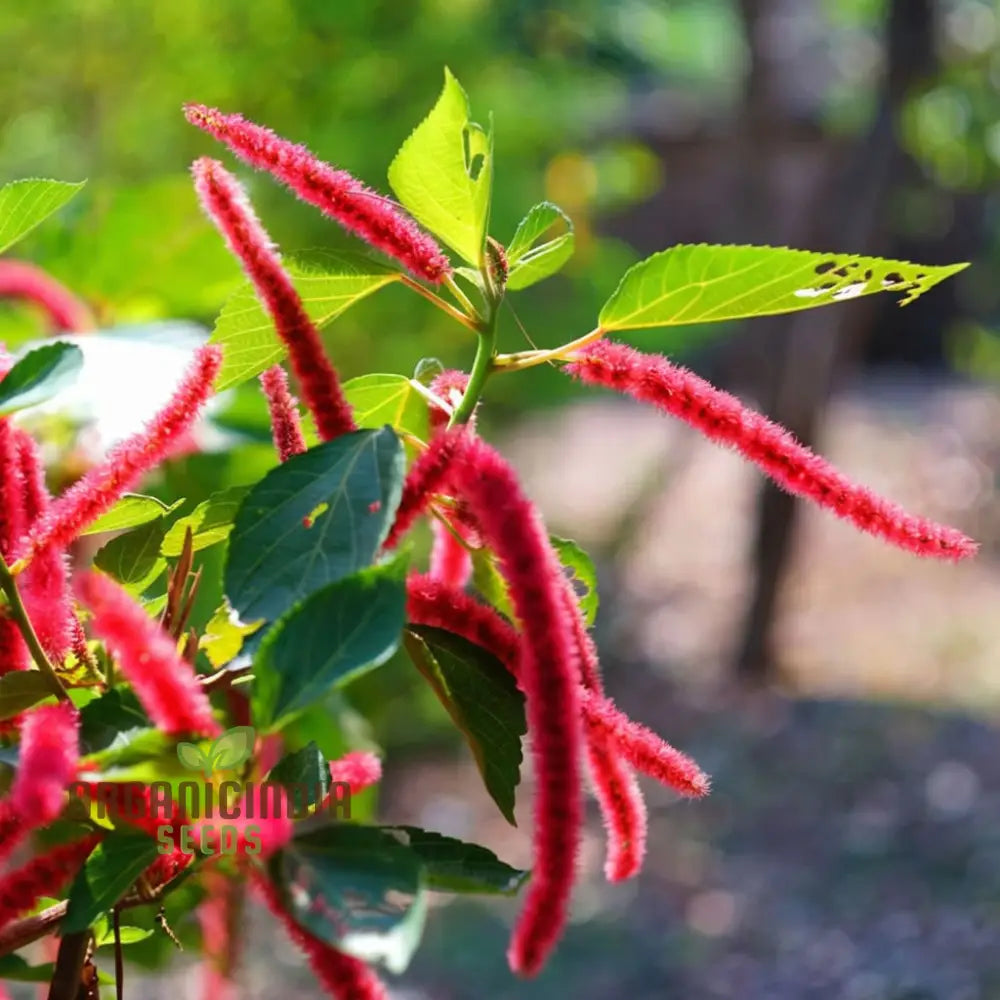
[260,365,307,461]
[566,339,977,560]
[327,750,382,794]
[0,260,94,332]
[76,572,220,737]
[10,702,79,826]
[184,105,451,285]
[25,342,222,558]
[192,157,356,443]
[0,835,99,931]
[251,870,389,1000]
[446,432,584,978]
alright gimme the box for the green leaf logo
[177,726,255,778]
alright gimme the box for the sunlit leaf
[0,178,85,255]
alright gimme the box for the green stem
[400,275,482,333]
[493,326,604,372]
[449,310,497,427]
[0,556,70,702]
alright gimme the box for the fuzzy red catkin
[184,104,451,285]
[566,339,977,560]
[0,835,100,931]
[446,432,584,977]
[25,342,222,557]
[405,573,710,798]
[383,429,465,550]
[0,802,24,867]
[192,157,356,442]
[0,260,95,333]
[429,517,472,589]
[76,571,220,737]
[0,417,30,676]
[251,869,389,1000]
[327,750,382,794]
[259,364,307,461]
[199,869,241,1000]
[10,702,79,826]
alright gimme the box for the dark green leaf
[268,820,426,973]
[224,429,405,631]
[381,825,528,895]
[63,832,160,933]
[403,625,524,825]
[268,741,331,811]
[0,670,57,720]
[254,561,407,729]
[0,341,83,416]
[93,518,167,593]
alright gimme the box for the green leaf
[63,832,160,933]
[199,600,261,669]
[388,67,491,265]
[403,625,524,825]
[598,244,969,331]
[342,373,431,443]
[380,826,528,896]
[176,742,209,772]
[0,671,57,720]
[254,561,407,730]
[93,518,167,594]
[0,341,83,416]
[208,725,255,771]
[160,486,249,557]
[267,820,426,973]
[268,741,331,810]
[550,535,599,627]
[0,955,113,984]
[95,925,153,947]
[470,548,514,620]
[0,178,85,255]
[224,428,405,631]
[506,202,574,291]
[210,252,400,391]
[80,494,184,537]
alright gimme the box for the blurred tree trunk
[733,0,938,681]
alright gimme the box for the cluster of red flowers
[0,100,978,1000]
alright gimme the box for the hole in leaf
[814,261,837,274]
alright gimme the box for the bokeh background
[4,1,1000,997]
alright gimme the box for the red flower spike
[0,802,24,867]
[429,517,472,590]
[0,421,26,561]
[184,105,451,285]
[10,702,79,826]
[198,870,241,1000]
[579,687,710,798]
[251,869,389,1000]
[76,572,220,737]
[192,158,355,442]
[260,365,307,461]
[144,846,195,892]
[14,430,73,659]
[446,432,584,977]
[383,430,464,550]
[566,339,977,560]
[0,260,95,332]
[189,784,293,859]
[0,835,100,931]
[327,750,382,794]
[26,343,222,557]
[428,369,471,431]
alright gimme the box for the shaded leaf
[93,518,167,594]
[254,561,407,730]
[268,742,331,811]
[0,341,83,416]
[224,428,405,632]
[403,625,524,825]
[0,671,57,720]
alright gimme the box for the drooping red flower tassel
[445,432,584,977]
[260,365,307,461]
[14,430,73,660]
[429,517,472,589]
[566,339,977,560]
[0,803,24,867]
[327,750,382,794]
[0,416,30,677]
[25,343,222,558]
[199,869,242,1000]
[0,835,100,931]
[184,105,451,285]
[9,702,79,826]
[76,571,220,737]
[189,784,293,858]
[0,260,95,333]
[251,869,389,1000]
[383,430,464,550]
